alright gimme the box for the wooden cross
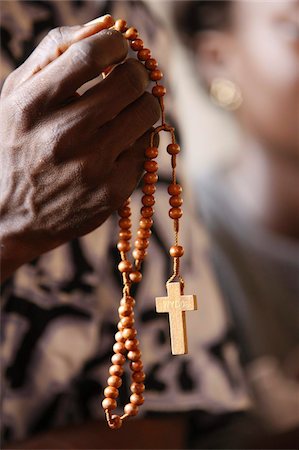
[155,282,197,355]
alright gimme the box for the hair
[173,1,232,44]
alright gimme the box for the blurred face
[230,1,299,158]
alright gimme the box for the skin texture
[194,0,299,238]
[0,16,160,281]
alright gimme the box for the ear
[193,30,236,89]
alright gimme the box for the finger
[22,27,128,107]
[13,15,115,87]
[52,59,150,142]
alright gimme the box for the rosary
[101,18,197,430]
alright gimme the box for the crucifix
[156,282,197,355]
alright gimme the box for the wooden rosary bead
[119,230,132,240]
[117,240,131,252]
[117,321,124,331]
[137,48,151,61]
[111,353,126,366]
[121,316,135,328]
[168,183,182,196]
[132,371,146,383]
[114,19,127,32]
[152,85,166,97]
[145,146,158,159]
[102,398,117,410]
[108,375,122,388]
[120,296,135,306]
[145,58,158,70]
[142,195,155,207]
[118,206,131,218]
[129,271,143,283]
[142,184,156,195]
[127,350,141,361]
[125,339,139,351]
[118,304,133,317]
[130,393,144,406]
[113,342,126,354]
[130,360,143,371]
[115,331,125,343]
[169,207,183,219]
[143,172,158,184]
[150,69,163,81]
[167,143,181,155]
[169,245,184,258]
[125,27,138,40]
[130,38,143,51]
[132,248,147,260]
[130,382,145,394]
[110,415,122,430]
[122,327,137,340]
[104,386,119,399]
[137,229,151,239]
[144,160,158,173]
[118,260,132,273]
[134,238,149,249]
[109,365,124,377]
[119,218,131,229]
[141,206,154,218]
[169,196,183,207]
[139,217,153,229]
[124,403,139,416]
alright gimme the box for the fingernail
[83,14,114,27]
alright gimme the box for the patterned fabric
[0,0,249,443]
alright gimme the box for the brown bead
[137,48,151,61]
[167,143,180,155]
[139,217,153,229]
[150,69,163,81]
[117,240,131,252]
[122,327,137,340]
[134,238,149,250]
[118,260,132,273]
[142,184,156,195]
[113,342,126,354]
[169,196,183,207]
[142,195,155,207]
[130,393,144,406]
[107,374,122,388]
[129,271,143,283]
[141,206,154,218]
[130,38,144,51]
[117,321,124,331]
[132,371,146,383]
[152,85,166,97]
[169,245,184,257]
[137,229,151,239]
[119,218,131,229]
[102,397,117,410]
[121,316,134,328]
[144,160,158,173]
[124,403,139,416]
[130,360,143,372]
[114,19,127,33]
[125,27,138,40]
[145,146,158,159]
[132,248,147,260]
[143,173,158,184]
[109,364,124,377]
[120,296,135,306]
[125,339,139,351]
[110,414,122,430]
[115,331,125,342]
[145,58,158,70]
[169,207,183,219]
[119,230,132,240]
[127,350,141,362]
[168,183,182,196]
[118,206,131,217]
[104,386,119,399]
[118,304,133,317]
[130,382,145,394]
[111,353,126,366]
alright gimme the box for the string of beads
[101,18,185,430]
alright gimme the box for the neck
[227,135,299,240]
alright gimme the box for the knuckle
[70,40,98,73]
[99,29,128,64]
[47,27,65,47]
[121,59,149,98]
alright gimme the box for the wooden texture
[156,282,197,355]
